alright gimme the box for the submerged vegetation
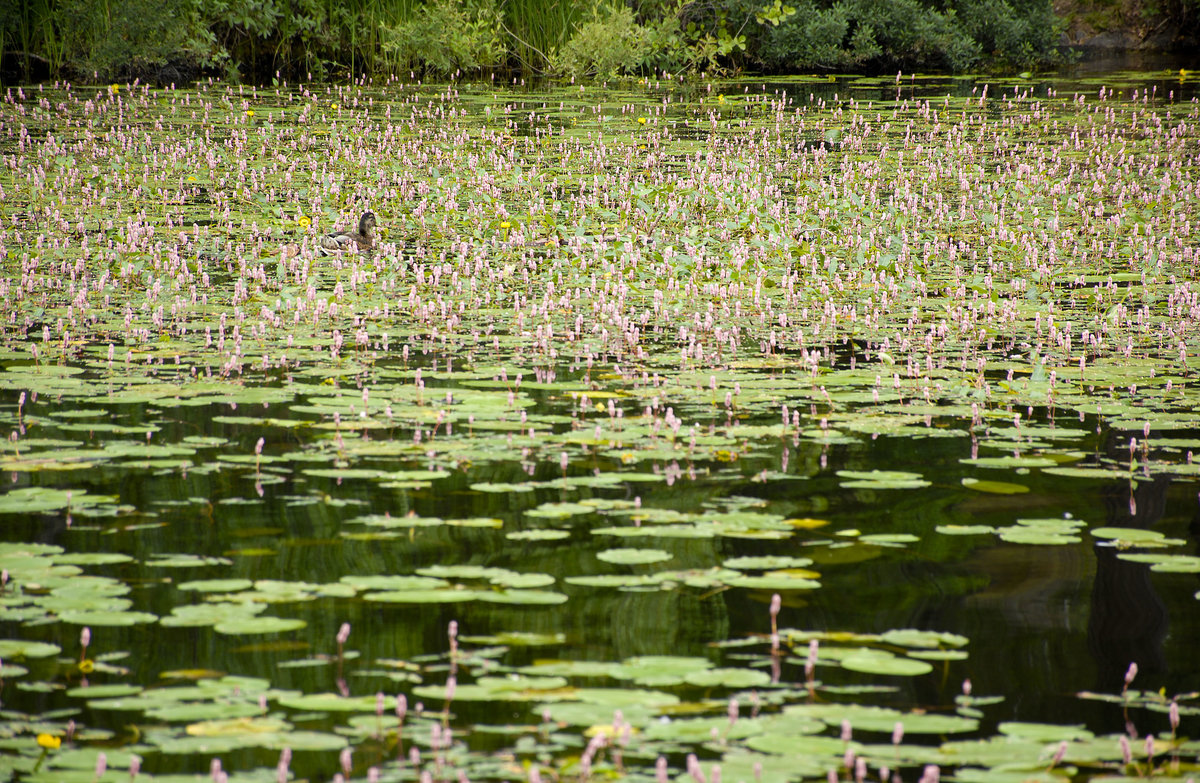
[2,0,1104,83]
[1,70,1200,781]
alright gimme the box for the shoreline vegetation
[2,0,1196,86]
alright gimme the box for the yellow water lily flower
[78,659,94,674]
[637,116,647,125]
[297,215,311,229]
[245,109,255,117]
[36,734,61,750]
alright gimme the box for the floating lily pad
[596,547,672,565]
[212,616,307,634]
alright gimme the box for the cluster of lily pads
[0,70,1198,781]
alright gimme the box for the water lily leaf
[471,482,536,493]
[185,716,289,736]
[997,528,1080,545]
[596,548,672,565]
[177,579,254,592]
[506,529,571,541]
[51,553,134,566]
[840,650,934,676]
[363,589,480,603]
[838,470,930,489]
[1091,528,1184,548]
[0,640,61,658]
[146,554,234,568]
[723,556,813,569]
[1116,554,1200,572]
[962,478,1029,494]
[519,661,623,678]
[476,589,568,605]
[997,722,1094,742]
[683,668,772,688]
[527,502,594,518]
[593,525,714,538]
[879,629,968,648]
[724,574,821,590]
[58,610,157,626]
[66,684,143,698]
[212,616,306,634]
[563,574,661,588]
[146,701,264,721]
[276,693,397,712]
[160,603,267,627]
[936,525,996,535]
[339,575,450,591]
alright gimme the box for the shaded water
[1,70,1199,782]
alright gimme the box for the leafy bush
[1,0,1074,82]
[58,0,221,81]
[759,0,982,71]
[955,0,1063,68]
[553,4,654,77]
[379,0,505,76]
[759,1,864,69]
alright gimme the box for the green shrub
[379,0,504,76]
[57,0,220,81]
[552,4,654,77]
[759,1,862,69]
[760,0,981,71]
[955,0,1063,69]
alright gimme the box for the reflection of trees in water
[1088,476,1174,690]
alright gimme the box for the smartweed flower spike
[1123,662,1138,696]
[80,627,90,662]
[275,748,291,783]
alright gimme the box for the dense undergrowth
[2,0,1091,84]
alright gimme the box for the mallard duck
[319,212,376,254]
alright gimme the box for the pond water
[0,69,1199,783]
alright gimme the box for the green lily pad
[596,548,672,565]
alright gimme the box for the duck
[319,211,377,254]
